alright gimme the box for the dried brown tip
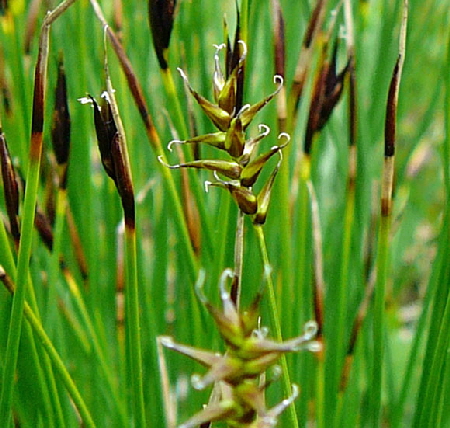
[51,54,71,184]
[385,58,400,158]
[148,0,178,69]
[0,129,20,242]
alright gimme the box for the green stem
[125,227,146,427]
[0,146,41,426]
[371,215,390,426]
[254,224,299,428]
[295,171,313,428]
[327,183,355,428]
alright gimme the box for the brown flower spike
[160,41,289,224]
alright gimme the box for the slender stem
[254,224,299,428]
[371,212,390,426]
[329,174,355,426]
[125,227,146,427]
[0,30,48,428]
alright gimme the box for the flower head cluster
[160,41,289,224]
[160,270,320,427]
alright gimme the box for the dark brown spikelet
[385,57,401,157]
[304,41,349,154]
[148,0,178,69]
[90,95,118,181]
[51,54,71,188]
[0,129,20,241]
[111,133,135,228]
[318,43,349,130]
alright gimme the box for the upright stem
[371,213,390,425]
[125,227,147,427]
[254,224,299,428]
